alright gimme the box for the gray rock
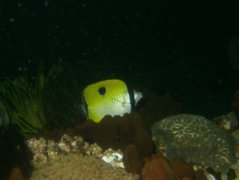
[151,114,236,172]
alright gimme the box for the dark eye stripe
[126,84,135,110]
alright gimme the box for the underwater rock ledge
[151,114,236,173]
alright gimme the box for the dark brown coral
[123,144,143,174]
[142,153,175,180]
[142,153,207,180]
[75,112,155,173]
[172,158,207,180]
[9,167,24,180]
[76,113,153,148]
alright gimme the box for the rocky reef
[3,90,239,179]
[151,114,236,173]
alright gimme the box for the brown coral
[123,144,144,174]
[142,153,175,180]
[172,158,207,180]
[76,112,155,174]
[172,158,194,180]
[142,153,207,180]
[78,113,152,148]
[9,167,24,180]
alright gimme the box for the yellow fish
[82,79,143,123]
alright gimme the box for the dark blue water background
[0,1,239,118]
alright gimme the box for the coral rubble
[27,134,138,179]
[30,153,138,180]
[26,134,124,168]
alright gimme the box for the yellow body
[83,79,141,123]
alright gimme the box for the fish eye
[98,87,106,95]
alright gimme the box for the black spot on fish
[98,87,106,95]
